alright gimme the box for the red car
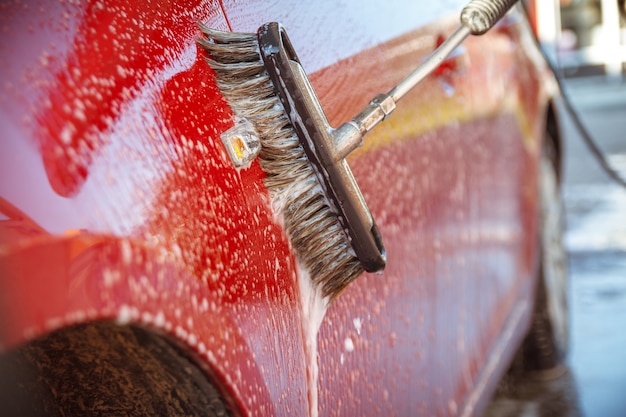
[0,0,567,416]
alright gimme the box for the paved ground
[484,75,626,417]
[561,76,626,417]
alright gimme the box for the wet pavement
[484,76,626,417]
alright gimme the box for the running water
[266,172,330,416]
[296,263,330,417]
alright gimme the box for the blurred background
[535,0,625,78]
[486,1,626,416]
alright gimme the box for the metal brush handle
[254,0,519,274]
[332,0,519,160]
[393,0,519,102]
[387,25,471,103]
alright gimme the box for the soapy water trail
[296,263,329,417]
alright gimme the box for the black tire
[515,133,570,375]
[0,321,234,417]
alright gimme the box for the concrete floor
[562,76,626,417]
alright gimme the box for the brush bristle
[198,23,363,300]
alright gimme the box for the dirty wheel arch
[517,130,570,374]
[0,321,236,417]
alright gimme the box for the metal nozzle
[461,0,519,35]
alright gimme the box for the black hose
[521,2,626,189]
[554,71,626,188]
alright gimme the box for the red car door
[0,0,559,415]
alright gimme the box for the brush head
[198,23,364,301]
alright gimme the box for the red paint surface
[319,114,539,416]
[0,0,554,416]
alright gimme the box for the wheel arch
[545,98,565,184]
[0,320,238,416]
[0,234,272,416]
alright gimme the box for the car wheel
[516,133,569,375]
[0,321,235,417]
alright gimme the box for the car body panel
[0,0,556,415]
